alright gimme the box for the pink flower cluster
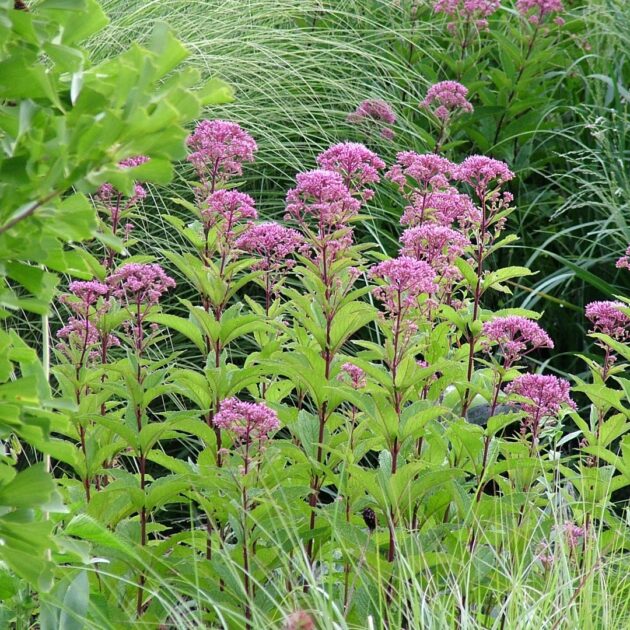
[456,155,514,195]
[339,363,367,389]
[214,398,280,441]
[96,155,150,228]
[401,190,477,228]
[56,281,119,360]
[202,190,257,232]
[317,142,385,200]
[285,169,361,229]
[107,263,176,307]
[370,256,437,315]
[400,224,469,277]
[347,99,397,140]
[186,119,257,190]
[585,301,630,341]
[562,521,585,549]
[386,152,455,193]
[616,244,630,270]
[236,222,304,271]
[420,81,474,121]
[504,373,575,421]
[516,0,564,23]
[482,316,554,366]
[434,0,501,31]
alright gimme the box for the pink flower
[316,142,385,200]
[186,119,257,187]
[370,256,437,314]
[420,81,474,120]
[585,301,630,341]
[504,373,575,422]
[57,317,100,346]
[235,222,304,270]
[347,99,397,126]
[482,316,554,366]
[455,155,514,194]
[616,245,630,270]
[434,0,501,18]
[400,190,477,227]
[201,190,257,231]
[347,99,396,140]
[386,152,456,192]
[339,362,366,389]
[400,224,469,276]
[516,0,563,21]
[213,398,280,441]
[283,611,315,630]
[285,169,360,228]
[96,155,150,214]
[107,263,176,306]
[562,521,585,549]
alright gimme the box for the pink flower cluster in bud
[504,373,575,422]
[434,0,501,31]
[370,256,437,315]
[516,0,563,23]
[482,316,554,366]
[585,301,630,341]
[201,190,257,232]
[283,611,315,630]
[420,81,474,121]
[401,190,478,227]
[616,245,630,270]
[386,152,455,193]
[316,142,385,200]
[339,362,367,389]
[236,222,304,271]
[107,263,176,307]
[186,119,257,190]
[400,224,469,277]
[214,398,280,441]
[347,99,397,140]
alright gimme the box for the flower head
[420,81,474,120]
[370,256,437,315]
[339,363,367,389]
[347,99,396,139]
[585,301,630,341]
[62,281,110,314]
[214,398,280,441]
[186,119,257,187]
[400,190,477,227]
[107,263,175,306]
[201,190,257,231]
[235,222,304,271]
[516,0,563,23]
[482,316,554,366]
[434,0,501,33]
[285,169,360,227]
[562,521,585,549]
[283,611,315,630]
[96,155,150,213]
[504,373,575,422]
[616,245,630,270]
[386,152,455,192]
[317,142,385,200]
[456,155,514,194]
[400,224,469,277]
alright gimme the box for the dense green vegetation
[1,0,629,628]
